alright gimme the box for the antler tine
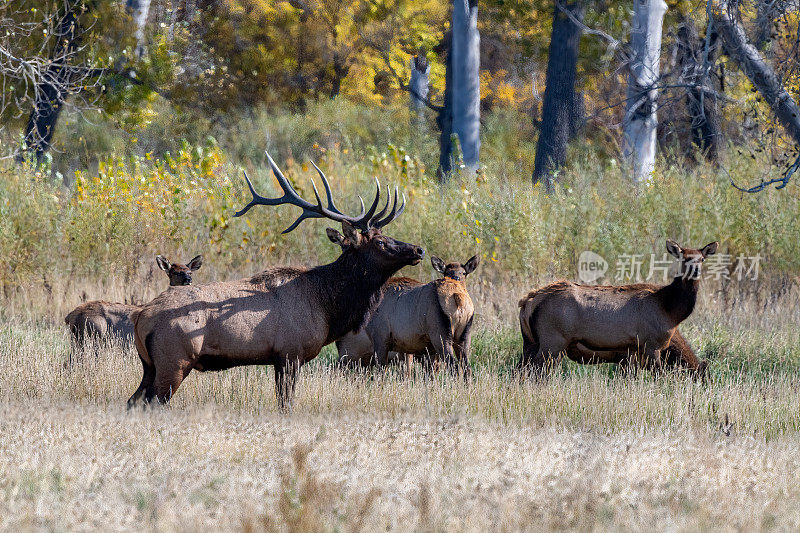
[372,185,392,222]
[310,160,345,215]
[374,188,405,229]
[233,170,266,217]
[353,178,381,229]
[280,210,324,234]
[265,151,314,208]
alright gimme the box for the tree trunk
[570,90,585,139]
[437,43,455,180]
[532,0,584,192]
[409,55,430,131]
[676,15,721,161]
[451,0,480,169]
[623,0,668,183]
[329,53,349,98]
[22,0,85,162]
[126,0,151,58]
[711,0,800,145]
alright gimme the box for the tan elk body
[128,153,423,410]
[337,255,479,375]
[64,255,202,349]
[517,240,717,372]
[546,328,708,377]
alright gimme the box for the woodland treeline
[2,0,800,191]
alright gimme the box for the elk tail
[64,308,79,326]
[518,282,570,342]
[130,309,153,367]
[518,297,537,346]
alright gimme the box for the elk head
[666,240,718,280]
[236,151,424,273]
[431,255,480,281]
[156,255,203,286]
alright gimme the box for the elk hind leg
[148,361,190,405]
[127,358,156,408]
[529,333,568,378]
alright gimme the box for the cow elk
[64,254,203,351]
[561,329,708,379]
[128,152,424,411]
[336,255,479,378]
[517,240,717,375]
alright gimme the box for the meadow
[2,103,800,530]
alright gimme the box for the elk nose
[414,246,424,257]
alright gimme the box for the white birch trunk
[623,0,667,184]
[126,0,152,58]
[409,56,430,130]
[451,0,480,169]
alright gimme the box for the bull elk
[517,240,717,374]
[64,254,202,350]
[336,255,479,377]
[128,152,424,410]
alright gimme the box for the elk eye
[377,241,385,249]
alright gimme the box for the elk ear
[463,255,480,275]
[156,255,171,272]
[666,239,683,259]
[341,221,362,246]
[187,255,203,271]
[700,241,718,257]
[326,228,348,249]
[431,256,445,274]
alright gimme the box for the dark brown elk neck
[656,275,700,326]
[310,250,397,343]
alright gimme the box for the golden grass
[0,218,798,531]
[2,399,800,531]
[1,274,799,530]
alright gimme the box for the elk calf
[517,240,717,374]
[337,255,479,378]
[64,255,202,350]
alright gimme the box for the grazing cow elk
[128,153,424,410]
[64,255,203,350]
[336,255,479,378]
[517,240,717,374]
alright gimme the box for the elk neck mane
[309,246,398,342]
[655,275,700,325]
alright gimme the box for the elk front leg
[370,332,391,370]
[431,334,458,379]
[646,347,664,376]
[274,358,300,412]
[405,353,417,378]
[453,318,473,382]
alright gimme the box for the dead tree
[712,0,800,191]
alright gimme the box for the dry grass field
[1,275,799,532]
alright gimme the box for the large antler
[234,151,405,234]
